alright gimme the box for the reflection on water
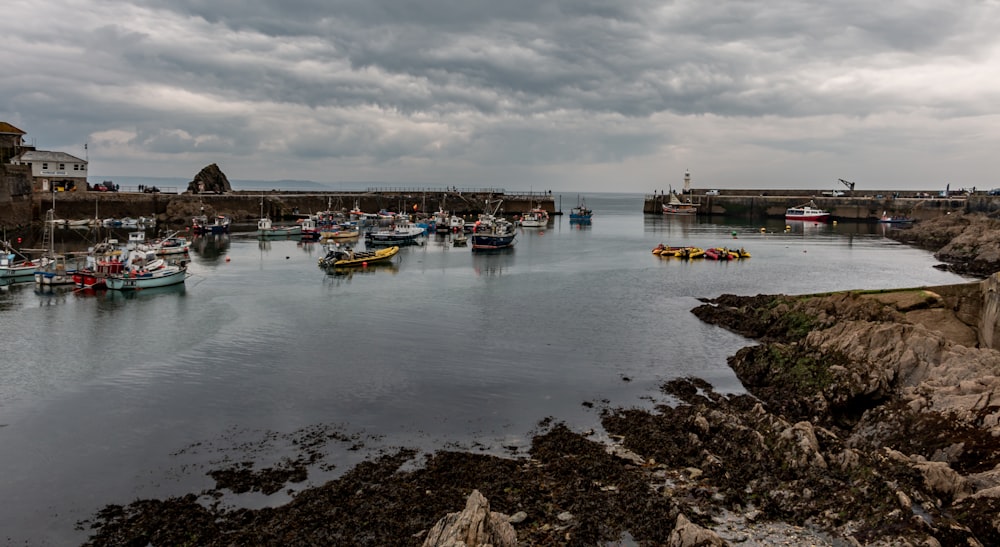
[191,233,231,262]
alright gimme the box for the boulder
[187,163,232,194]
[667,513,726,547]
[422,489,517,547]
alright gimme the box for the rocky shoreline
[79,215,1000,546]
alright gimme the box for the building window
[59,163,65,170]
[73,164,79,171]
[42,163,48,169]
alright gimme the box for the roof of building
[0,122,26,135]
[14,150,86,163]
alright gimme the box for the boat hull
[106,268,187,290]
[471,233,516,250]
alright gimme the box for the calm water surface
[0,193,971,544]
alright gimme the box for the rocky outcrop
[422,490,516,547]
[887,212,1000,277]
[186,163,232,194]
[681,283,1000,545]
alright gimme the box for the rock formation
[422,490,517,547]
[186,163,232,194]
[886,212,1000,277]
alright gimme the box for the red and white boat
[785,203,830,221]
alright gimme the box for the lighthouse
[683,170,691,194]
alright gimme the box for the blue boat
[471,199,516,251]
[569,196,593,223]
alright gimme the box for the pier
[2,188,559,228]
[643,189,993,221]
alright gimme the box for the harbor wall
[644,190,970,220]
[3,190,558,229]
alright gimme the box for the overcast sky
[3,1,999,192]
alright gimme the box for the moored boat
[879,211,914,224]
[662,191,698,215]
[786,202,830,221]
[106,264,187,291]
[318,245,399,268]
[365,217,426,246]
[569,196,593,223]
[471,199,516,251]
[192,215,231,235]
[519,207,550,227]
[255,217,303,238]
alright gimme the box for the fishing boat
[1,239,41,279]
[662,191,698,215]
[519,206,550,227]
[569,196,593,222]
[879,211,914,224]
[106,264,187,291]
[785,202,830,221]
[299,217,323,241]
[72,239,126,289]
[33,209,78,286]
[365,216,426,245]
[471,199,516,251]
[255,217,303,238]
[453,232,468,246]
[192,215,231,235]
[0,253,41,279]
[317,245,399,268]
[149,233,192,255]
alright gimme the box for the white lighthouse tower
[683,170,691,194]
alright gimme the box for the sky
[2,0,999,193]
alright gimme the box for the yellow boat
[318,245,399,268]
[320,228,361,240]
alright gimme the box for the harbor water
[0,192,971,545]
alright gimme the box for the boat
[569,196,593,222]
[106,264,187,291]
[192,215,231,235]
[299,217,323,241]
[317,245,399,268]
[364,216,426,246]
[652,244,705,259]
[453,232,468,246]
[149,233,192,255]
[662,191,698,215]
[1,240,42,279]
[879,212,914,224]
[255,217,303,238]
[471,199,516,251]
[33,209,78,286]
[320,226,361,241]
[433,207,452,234]
[519,206,550,227]
[704,247,733,261]
[785,202,830,221]
[72,239,126,289]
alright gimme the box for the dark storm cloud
[2,0,998,188]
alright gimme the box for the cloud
[2,0,999,190]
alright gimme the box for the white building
[10,149,89,192]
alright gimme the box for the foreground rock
[422,490,517,547]
[81,281,1000,545]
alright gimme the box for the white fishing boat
[106,264,187,291]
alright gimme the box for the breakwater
[4,188,995,230]
[644,189,979,221]
[3,189,558,228]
